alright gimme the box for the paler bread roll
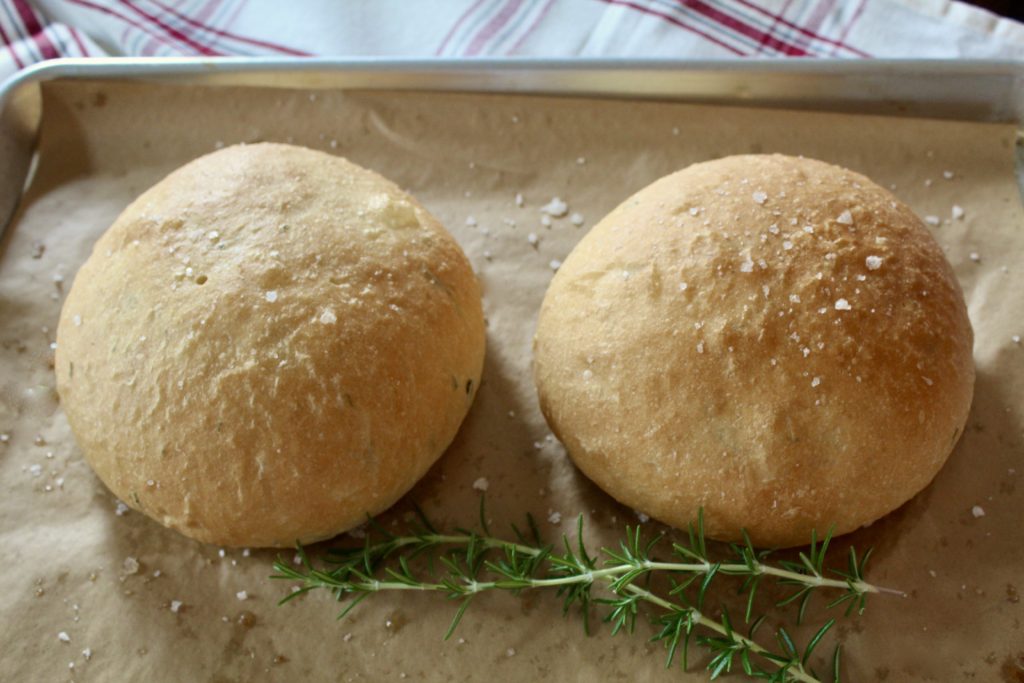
[55,143,485,548]
[533,154,974,547]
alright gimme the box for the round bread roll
[534,154,974,547]
[56,143,485,548]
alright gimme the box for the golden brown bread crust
[533,154,974,547]
[55,143,485,548]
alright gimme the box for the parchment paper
[2,80,1022,682]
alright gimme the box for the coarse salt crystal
[472,477,489,492]
[207,230,220,242]
[576,156,586,165]
[635,511,650,523]
[789,294,801,303]
[82,648,92,660]
[29,464,42,477]
[943,170,954,180]
[739,259,754,273]
[688,207,700,216]
[515,193,524,207]
[951,205,965,220]
[811,377,821,388]
[547,511,562,524]
[540,197,568,217]
[570,212,584,226]
[58,632,71,643]
[236,591,249,601]
[696,341,704,354]
[768,224,779,235]
[782,241,793,250]
[506,648,517,657]
[170,600,183,613]
[123,557,139,574]
[1013,335,1021,344]
[969,252,981,263]
[265,290,278,303]
[836,210,853,225]
[865,255,883,270]
[834,298,851,311]
[115,501,129,516]
[319,309,337,325]
[465,216,477,227]
[73,315,82,327]
[582,369,593,381]
[678,282,688,291]
[540,214,552,227]
[925,216,940,226]
[549,259,562,272]
[971,505,985,518]
[527,232,539,246]
[803,225,814,234]
[752,191,767,205]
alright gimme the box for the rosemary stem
[300,562,825,683]
[353,535,895,596]
[620,584,820,683]
[285,526,892,683]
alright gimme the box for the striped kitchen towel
[2,0,1023,82]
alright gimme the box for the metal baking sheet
[2,58,1023,682]
[3,57,1024,239]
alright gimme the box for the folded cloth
[2,0,1023,83]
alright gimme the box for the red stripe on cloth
[65,0,186,53]
[144,0,311,56]
[748,0,787,56]
[510,0,556,54]
[12,0,59,59]
[676,0,808,56]
[801,0,834,40]
[68,26,92,57]
[832,0,868,56]
[118,0,222,55]
[598,0,744,55]
[731,0,869,57]
[436,0,486,55]
[0,20,25,69]
[467,0,523,56]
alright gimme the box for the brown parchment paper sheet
[1,80,1023,683]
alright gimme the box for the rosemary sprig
[272,506,901,683]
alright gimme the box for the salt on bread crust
[56,143,485,547]
[533,154,974,547]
